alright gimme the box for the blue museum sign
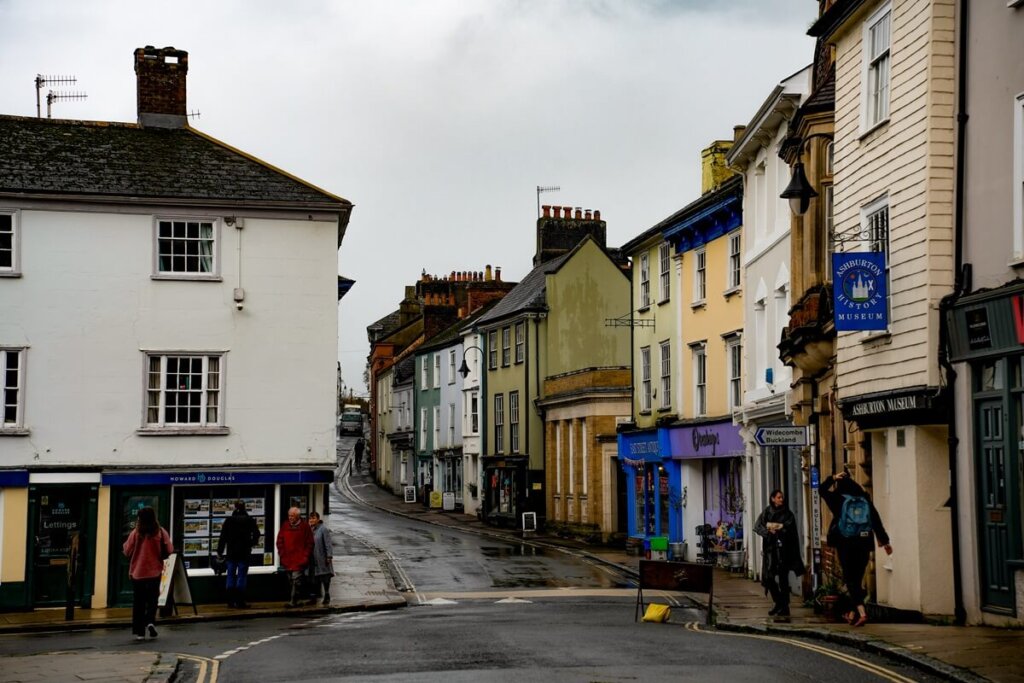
[833,252,888,331]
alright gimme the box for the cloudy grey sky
[0,0,814,395]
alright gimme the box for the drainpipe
[935,0,969,626]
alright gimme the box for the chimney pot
[485,265,493,281]
[585,209,592,220]
[563,206,572,219]
[542,205,551,218]
[495,267,502,282]
[594,210,601,221]
[574,208,582,219]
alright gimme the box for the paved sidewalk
[0,649,178,683]
[3,455,1021,683]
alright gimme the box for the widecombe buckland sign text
[833,251,888,332]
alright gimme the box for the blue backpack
[838,494,872,538]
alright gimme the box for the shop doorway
[108,488,169,608]
[27,485,98,607]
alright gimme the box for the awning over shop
[100,469,335,486]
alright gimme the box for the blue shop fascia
[617,419,745,556]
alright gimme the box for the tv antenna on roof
[35,75,87,118]
[187,110,201,120]
[536,185,560,218]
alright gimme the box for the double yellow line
[176,653,221,683]
[685,623,917,683]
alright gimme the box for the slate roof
[0,115,350,209]
[475,251,572,327]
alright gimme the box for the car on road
[339,412,363,435]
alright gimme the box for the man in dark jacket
[217,500,261,608]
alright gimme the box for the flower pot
[726,550,744,568]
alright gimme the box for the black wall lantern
[780,161,817,216]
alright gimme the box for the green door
[27,485,98,607]
[108,488,170,607]
[977,398,1014,610]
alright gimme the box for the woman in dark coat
[820,470,893,626]
[754,489,805,617]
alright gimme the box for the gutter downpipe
[937,0,969,626]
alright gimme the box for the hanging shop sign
[947,283,1024,362]
[832,252,888,331]
[838,386,946,429]
[667,421,744,459]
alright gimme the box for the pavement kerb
[0,599,406,636]
[144,652,180,683]
[711,621,991,683]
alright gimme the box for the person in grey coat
[307,511,334,606]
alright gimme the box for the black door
[28,485,97,607]
[108,488,170,607]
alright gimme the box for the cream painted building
[0,47,351,609]
[812,0,956,617]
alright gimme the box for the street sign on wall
[753,426,807,447]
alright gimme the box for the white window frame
[501,327,511,367]
[640,346,652,413]
[510,390,520,453]
[433,354,441,389]
[433,405,440,448]
[420,407,427,450]
[0,348,26,431]
[153,217,220,280]
[514,322,525,364]
[658,243,671,302]
[143,352,225,430]
[1014,93,1024,260]
[448,403,455,446]
[693,247,707,304]
[488,331,498,369]
[581,420,588,496]
[568,419,575,495]
[726,336,742,411]
[494,393,504,453]
[692,344,707,417]
[421,357,429,390]
[861,195,892,331]
[727,232,741,290]
[470,391,479,434]
[448,349,456,385]
[659,340,671,410]
[0,210,21,277]
[861,2,892,133]
[639,252,650,308]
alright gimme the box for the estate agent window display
[173,486,275,574]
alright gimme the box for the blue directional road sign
[753,426,808,447]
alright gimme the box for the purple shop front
[667,421,744,459]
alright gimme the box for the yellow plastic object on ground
[642,603,671,623]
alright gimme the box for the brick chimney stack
[134,46,189,128]
[533,205,607,266]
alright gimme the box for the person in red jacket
[276,506,314,607]
[122,506,173,641]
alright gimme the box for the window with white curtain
[145,353,223,428]
[692,344,707,416]
[659,243,671,302]
[155,218,217,277]
[639,252,650,307]
[659,340,671,410]
[1,348,25,429]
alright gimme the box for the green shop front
[101,468,333,606]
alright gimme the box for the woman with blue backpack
[820,469,893,626]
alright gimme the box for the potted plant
[811,577,845,621]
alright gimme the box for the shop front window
[173,486,275,571]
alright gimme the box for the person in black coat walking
[217,500,262,608]
[820,470,893,626]
[753,489,805,617]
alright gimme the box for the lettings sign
[833,252,888,332]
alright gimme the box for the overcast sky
[0,1,815,396]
